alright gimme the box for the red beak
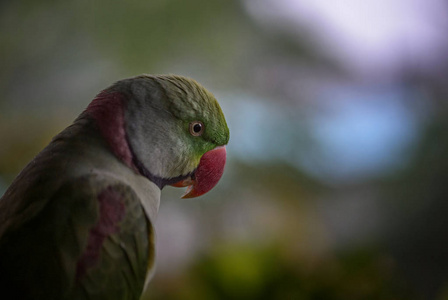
[171,146,227,198]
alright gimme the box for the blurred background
[1,0,448,299]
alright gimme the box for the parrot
[0,75,229,299]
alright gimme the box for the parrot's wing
[0,174,154,300]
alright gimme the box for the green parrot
[0,75,229,299]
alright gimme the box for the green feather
[0,118,158,299]
[0,74,228,299]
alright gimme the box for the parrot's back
[0,117,157,299]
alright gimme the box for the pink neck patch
[86,91,135,170]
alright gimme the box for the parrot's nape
[0,75,229,299]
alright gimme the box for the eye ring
[189,121,204,136]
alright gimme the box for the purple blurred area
[1,0,448,298]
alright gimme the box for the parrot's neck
[66,115,162,222]
[84,91,190,189]
[85,90,135,170]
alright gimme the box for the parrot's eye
[189,121,204,136]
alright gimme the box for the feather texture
[0,117,157,299]
[0,74,228,299]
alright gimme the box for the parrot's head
[89,75,229,198]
